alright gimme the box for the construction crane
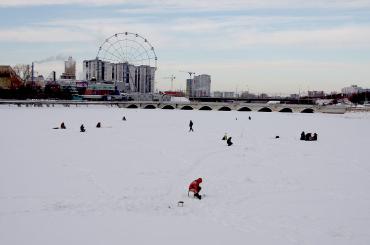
[162,75,176,91]
[179,70,195,79]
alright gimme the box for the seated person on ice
[188,178,203,200]
[60,122,66,129]
[80,124,86,132]
[222,133,228,140]
[303,132,318,141]
[305,133,312,141]
[310,133,317,141]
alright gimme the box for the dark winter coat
[305,133,312,141]
[227,137,233,146]
[312,133,318,141]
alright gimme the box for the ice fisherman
[312,133,318,141]
[188,178,203,200]
[222,133,228,140]
[122,116,126,121]
[305,133,312,141]
[189,120,194,132]
[80,124,86,132]
[300,131,305,140]
[60,122,66,129]
[227,137,233,146]
[96,122,101,128]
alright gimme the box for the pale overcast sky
[0,0,370,94]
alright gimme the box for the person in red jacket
[188,178,203,200]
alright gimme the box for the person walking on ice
[188,178,203,200]
[189,120,194,132]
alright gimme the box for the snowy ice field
[0,105,370,245]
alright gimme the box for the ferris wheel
[96,32,158,69]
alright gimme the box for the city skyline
[0,0,370,94]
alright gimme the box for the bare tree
[13,64,30,80]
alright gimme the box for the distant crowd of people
[54,116,128,132]
[300,131,318,141]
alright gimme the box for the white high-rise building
[83,59,156,93]
[186,74,211,97]
[341,85,363,95]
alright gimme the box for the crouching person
[227,137,233,146]
[188,178,203,200]
[222,133,228,140]
[312,133,318,141]
[305,133,312,141]
[80,124,86,132]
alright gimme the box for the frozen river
[1,106,369,245]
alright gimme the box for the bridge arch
[162,105,175,110]
[199,106,212,111]
[181,105,194,110]
[238,107,252,111]
[258,107,272,112]
[127,104,138,109]
[301,108,314,113]
[144,104,156,109]
[218,106,232,111]
[279,108,293,113]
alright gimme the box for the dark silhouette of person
[80,124,86,132]
[222,133,228,140]
[60,122,66,129]
[227,137,233,146]
[189,120,194,132]
[248,116,251,120]
[300,131,305,140]
[305,133,312,141]
[312,133,318,141]
[122,116,126,121]
[96,122,101,128]
[188,178,203,200]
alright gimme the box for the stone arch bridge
[0,100,347,113]
[122,102,345,113]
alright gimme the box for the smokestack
[31,62,34,85]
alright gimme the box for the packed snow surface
[0,106,370,245]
